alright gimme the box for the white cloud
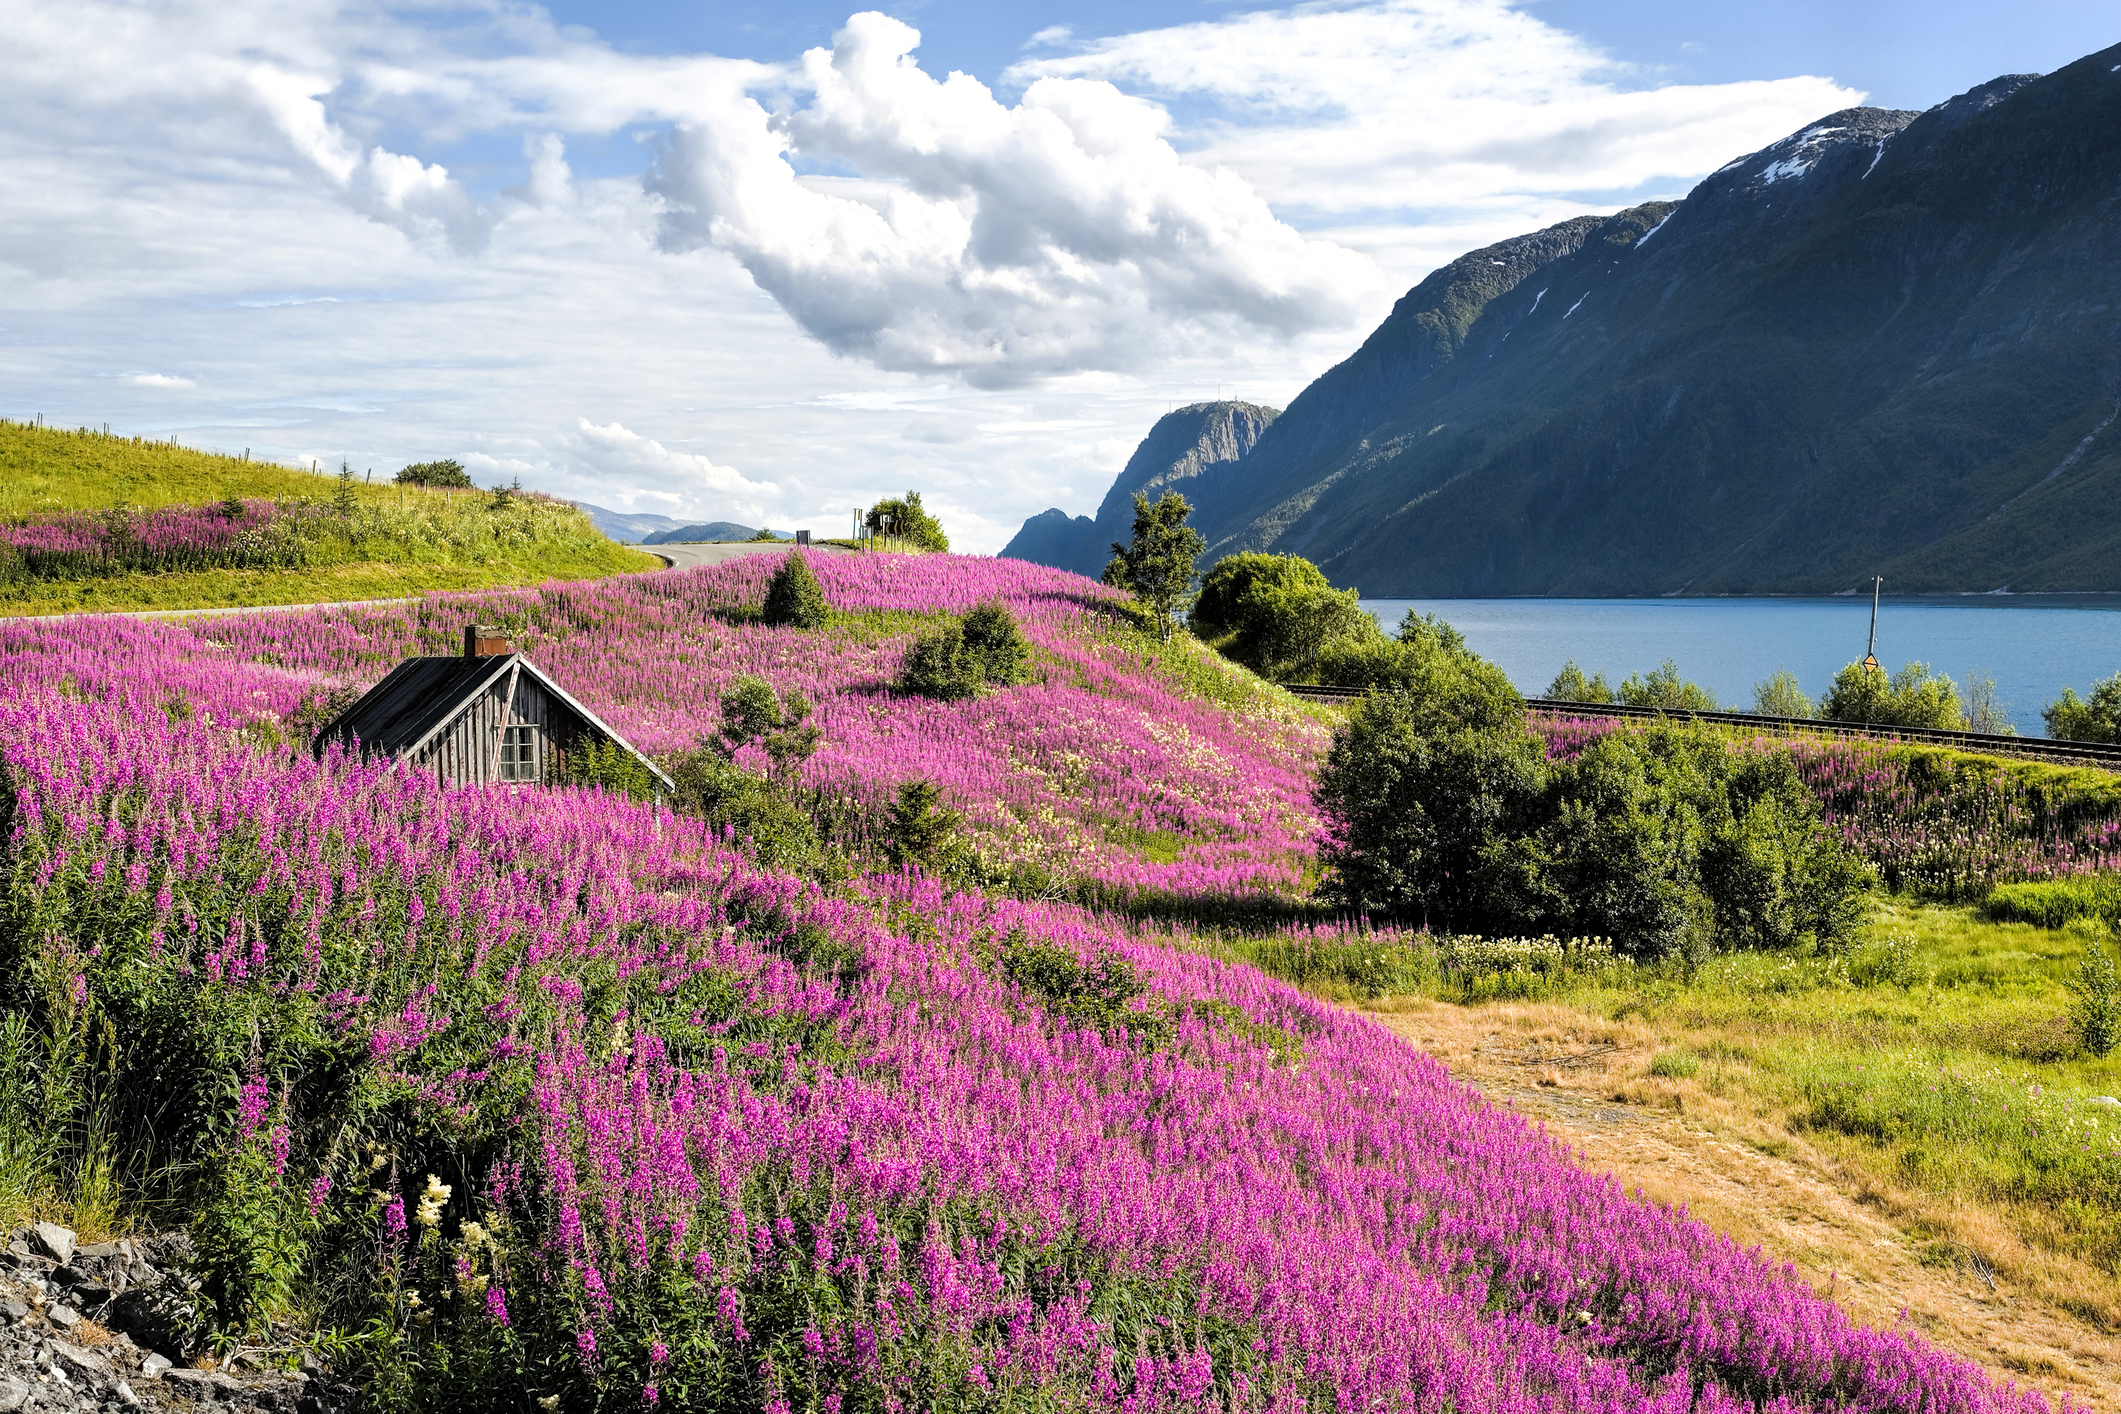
[647,13,1379,387]
[1009,0,1861,219]
[0,0,1883,551]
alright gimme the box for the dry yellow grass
[1369,1000,2119,1410]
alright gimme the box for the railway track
[1280,685,2121,770]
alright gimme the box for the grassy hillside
[0,419,659,613]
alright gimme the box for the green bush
[885,779,965,878]
[1984,875,2121,928]
[664,747,827,874]
[2044,671,2121,743]
[1618,659,1718,711]
[394,459,473,489]
[1820,660,1966,730]
[1190,553,1372,679]
[897,622,981,701]
[959,599,1030,686]
[760,551,828,629]
[1547,661,1615,704]
[1648,1049,1699,1079]
[1317,658,1870,958]
[2072,938,2120,1057]
[864,491,948,552]
[1751,668,1813,718]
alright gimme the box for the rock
[0,1374,27,1412]
[3,1235,27,1258]
[29,1223,75,1266]
[0,1298,25,1321]
[109,1278,204,1361]
[48,1338,113,1379]
[73,1242,125,1260]
[164,1368,216,1392]
[46,1304,80,1329]
[2091,1095,2120,1107]
[140,1353,172,1378]
[116,1380,142,1406]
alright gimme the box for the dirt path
[1366,1002,2119,1411]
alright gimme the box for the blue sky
[2,0,2113,549]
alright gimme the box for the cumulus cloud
[1010,0,1863,217]
[125,373,196,388]
[646,12,1379,387]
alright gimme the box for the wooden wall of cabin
[413,670,590,786]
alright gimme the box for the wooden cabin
[316,625,674,793]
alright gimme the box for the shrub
[663,745,826,874]
[886,778,965,876]
[1547,660,1615,703]
[1314,654,1541,929]
[2044,671,2121,743]
[760,550,828,629]
[864,491,949,552]
[1820,660,1966,730]
[1984,875,2121,928]
[1618,659,1718,711]
[959,598,1030,686]
[713,674,819,778]
[394,459,473,488]
[1751,668,1813,718]
[1190,553,1371,679]
[897,620,982,700]
[2072,937,2120,1057]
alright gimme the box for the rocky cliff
[1000,401,1277,577]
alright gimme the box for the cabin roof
[318,651,675,792]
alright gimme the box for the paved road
[647,541,848,570]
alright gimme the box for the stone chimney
[464,624,513,658]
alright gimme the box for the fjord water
[1361,597,2121,736]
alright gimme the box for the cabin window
[499,724,540,781]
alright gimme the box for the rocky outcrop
[1002,401,1278,576]
[1,1224,346,1413]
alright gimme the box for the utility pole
[1863,577,1883,674]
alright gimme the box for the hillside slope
[1019,47,2121,595]
[1002,401,1277,576]
[0,420,659,613]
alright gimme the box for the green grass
[1987,874,2121,928]
[0,419,661,613]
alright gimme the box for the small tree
[898,621,982,701]
[1547,660,1615,704]
[1619,659,1718,711]
[1751,668,1813,718]
[1189,552,1368,679]
[333,461,358,517]
[2044,671,2121,743]
[1963,669,2014,735]
[865,492,949,553]
[2073,936,2120,1057]
[714,675,819,779]
[887,779,965,875]
[960,599,1029,686]
[1820,660,1965,729]
[762,552,829,629]
[1103,490,1205,642]
[395,459,473,489]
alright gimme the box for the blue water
[1358,598,2121,738]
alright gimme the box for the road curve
[647,541,848,570]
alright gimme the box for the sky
[2,0,2113,551]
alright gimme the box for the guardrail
[1280,685,2121,770]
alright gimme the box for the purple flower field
[0,553,2075,1410]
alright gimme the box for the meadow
[0,419,658,613]
[0,549,2108,1411]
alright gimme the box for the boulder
[28,1222,74,1266]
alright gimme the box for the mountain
[641,523,790,544]
[1010,47,2121,595]
[1000,402,1279,576]
[575,503,689,544]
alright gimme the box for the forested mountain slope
[1010,47,2121,594]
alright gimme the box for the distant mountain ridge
[1005,47,2121,594]
[1001,401,1278,577]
